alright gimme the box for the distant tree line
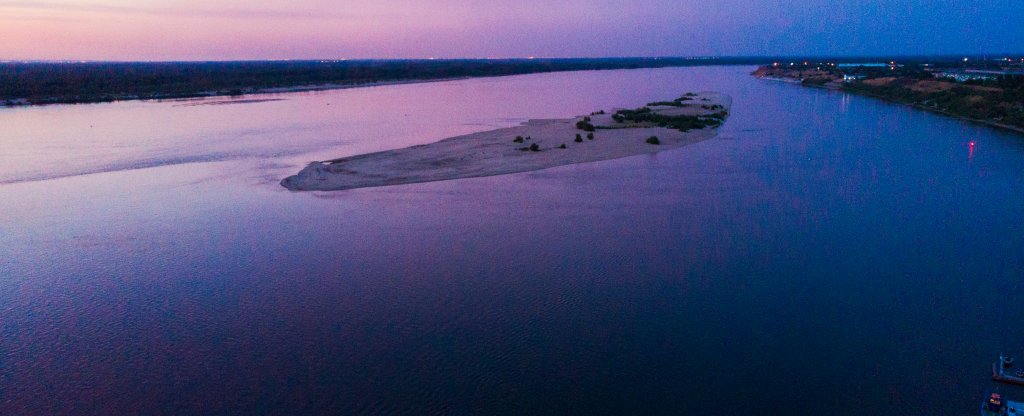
[0,58,768,105]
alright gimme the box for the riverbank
[841,86,1024,135]
[281,92,731,191]
[751,64,1024,136]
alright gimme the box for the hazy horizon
[1,0,1020,61]
[6,53,1024,64]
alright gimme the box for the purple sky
[0,0,1020,60]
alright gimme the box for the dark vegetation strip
[0,57,767,105]
[647,92,698,106]
[843,80,1024,128]
[609,105,727,132]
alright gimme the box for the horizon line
[4,53,1024,64]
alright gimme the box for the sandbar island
[281,92,731,191]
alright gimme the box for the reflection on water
[2,66,1024,415]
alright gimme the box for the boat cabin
[989,393,1007,414]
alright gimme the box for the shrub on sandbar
[575,120,596,132]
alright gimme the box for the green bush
[613,107,721,132]
[646,136,660,145]
[587,133,594,140]
[576,120,596,131]
[648,96,696,107]
[574,134,583,142]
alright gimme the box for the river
[2,66,1023,415]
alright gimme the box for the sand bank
[281,92,731,191]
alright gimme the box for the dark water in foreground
[2,66,1024,415]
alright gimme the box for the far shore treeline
[1,55,1011,106]
[0,58,748,105]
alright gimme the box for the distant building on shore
[843,74,866,82]
[965,69,1024,76]
[934,71,997,82]
[837,63,889,68]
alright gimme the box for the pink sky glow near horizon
[0,0,1020,61]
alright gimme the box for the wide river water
[2,66,1024,415]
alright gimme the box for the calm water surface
[2,66,1024,415]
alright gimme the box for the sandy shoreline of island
[281,92,731,191]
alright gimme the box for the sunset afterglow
[1,0,1020,60]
